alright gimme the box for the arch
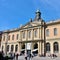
[7,45,9,52]
[11,45,14,52]
[32,43,38,54]
[22,44,25,49]
[34,43,38,49]
[53,42,59,52]
[21,44,25,54]
[15,45,18,52]
[46,43,50,52]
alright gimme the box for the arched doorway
[46,43,50,52]
[21,44,25,54]
[53,42,59,53]
[32,43,38,55]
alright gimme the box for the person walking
[25,52,27,60]
[16,54,19,60]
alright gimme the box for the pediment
[21,20,44,29]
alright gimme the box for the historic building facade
[0,10,60,56]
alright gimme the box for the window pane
[53,42,59,52]
[11,45,14,52]
[28,31,31,38]
[3,36,5,41]
[54,28,57,36]
[17,34,19,40]
[12,35,14,40]
[34,30,37,37]
[46,29,49,36]
[22,32,25,38]
[7,45,9,52]
[8,35,10,40]
[2,45,4,51]
[46,43,50,52]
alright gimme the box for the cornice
[46,38,60,41]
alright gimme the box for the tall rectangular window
[28,30,31,38]
[22,31,25,38]
[12,35,14,40]
[54,28,57,36]
[11,45,14,52]
[46,29,49,36]
[3,36,5,41]
[8,35,10,40]
[7,45,9,52]
[16,34,19,40]
[34,29,37,37]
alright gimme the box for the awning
[32,49,38,52]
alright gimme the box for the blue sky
[0,0,60,31]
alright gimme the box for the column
[31,42,33,54]
[42,42,45,55]
[25,43,27,54]
[38,42,42,55]
[18,43,21,54]
[26,30,28,41]
[32,29,34,40]
[50,42,53,54]
[40,27,42,40]
[38,28,40,38]
[59,42,60,56]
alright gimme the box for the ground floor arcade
[1,40,45,56]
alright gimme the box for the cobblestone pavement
[18,56,60,60]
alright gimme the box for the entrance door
[27,50,31,56]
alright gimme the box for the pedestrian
[16,54,19,60]
[25,53,27,60]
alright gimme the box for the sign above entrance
[26,43,31,50]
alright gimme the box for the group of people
[0,51,19,60]
[25,53,34,60]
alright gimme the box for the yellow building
[1,10,60,56]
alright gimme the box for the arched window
[11,45,14,52]
[22,44,25,49]
[53,42,59,52]
[7,45,9,52]
[34,43,38,49]
[46,43,50,52]
[15,45,18,52]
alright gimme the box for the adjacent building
[1,10,60,56]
